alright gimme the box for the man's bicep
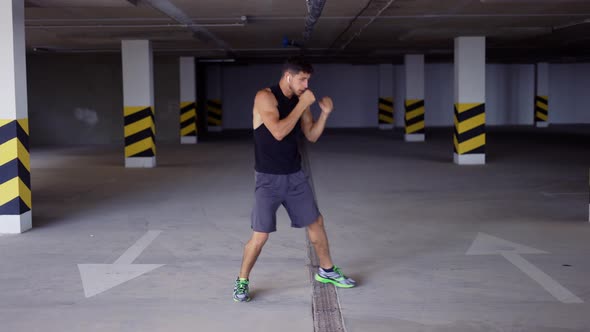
[256,92,280,129]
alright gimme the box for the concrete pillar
[122,40,156,168]
[404,55,425,142]
[179,57,197,144]
[453,36,486,165]
[535,62,549,128]
[378,64,394,130]
[0,0,31,234]
[207,65,223,132]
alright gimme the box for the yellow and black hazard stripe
[454,103,485,155]
[405,99,425,134]
[535,95,548,122]
[180,101,197,137]
[0,119,31,215]
[378,97,394,125]
[207,99,222,127]
[124,106,156,158]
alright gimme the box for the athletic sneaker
[233,277,251,302]
[314,266,356,288]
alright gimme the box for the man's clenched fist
[318,97,334,115]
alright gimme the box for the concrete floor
[1,125,589,332]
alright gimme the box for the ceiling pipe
[481,0,589,2]
[553,18,590,31]
[26,17,248,23]
[328,0,373,50]
[26,22,246,29]
[139,0,235,56]
[303,0,327,43]
[340,0,396,50]
[24,13,590,24]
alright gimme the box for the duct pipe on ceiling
[140,0,234,55]
[303,0,327,43]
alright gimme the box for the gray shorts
[251,170,320,233]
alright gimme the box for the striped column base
[180,101,197,144]
[181,136,197,144]
[1,118,32,234]
[0,211,32,234]
[454,103,485,165]
[535,96,548,127]
[454,153,485,165]
[404,134,425,142]
[207,99,222,132]
[125,157,156,168]
[405,99,425,141]
[124,106,156,168]
[378,97,394,130]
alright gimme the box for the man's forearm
[274,102,309,140]
[308,112,330,142]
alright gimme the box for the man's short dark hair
[283,56,314,75]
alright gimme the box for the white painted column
[0,0,31,234]
[179,57,197,144]
[122,40,156,168]
[535,62,549,128]
[378,64,394,130]
[404,55,425,142]
[454,36,486,165]
[207,65,223,132]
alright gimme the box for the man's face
[288,71,311,96]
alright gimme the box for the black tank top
[254,85,302,174]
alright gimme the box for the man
[233,57,356,302]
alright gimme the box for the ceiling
[23,0,590,63]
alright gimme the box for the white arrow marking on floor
[78,230,164,298]
[467,232,583,304]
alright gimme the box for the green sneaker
[233,277,251,302]
[314,266,356,288]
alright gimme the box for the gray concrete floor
[1,125,589,332]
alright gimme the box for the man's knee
[308,215,324,230]
[247,231,269,249]
[309,214,324,227]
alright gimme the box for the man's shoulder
[256,87,273,96]
[255,88,276,104]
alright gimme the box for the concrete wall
[222,63,379,129]
[26,54,180,146]
[550,63,590,124]
[221,64,277,129]
[220,62,588,129]
[25,54,590,145]
[485,64,535,126]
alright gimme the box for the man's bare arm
[300,97,333,143]
[256,89,315,141]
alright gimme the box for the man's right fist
[299,89,316,107]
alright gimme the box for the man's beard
[291,84,305,96]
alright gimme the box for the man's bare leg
[307,215,356,287]
[306,215,334,269]
[239,231,269,279]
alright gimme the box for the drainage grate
[307,238,346,332]
[300,139,347,332]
